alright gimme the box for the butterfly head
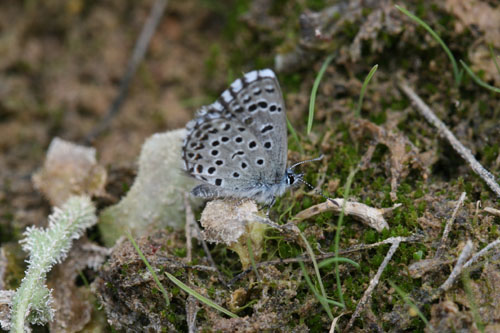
[285,169,303,187]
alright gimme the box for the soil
[1,0,499,332]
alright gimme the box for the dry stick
[183,194,198,333]
[434,192,466,258]
[425,238,500,303]
[432,240,473,300]
[463,238,500,270]
[84,0,169,143]
[345,238,403,330]
[399,82,500,197]
[484,207,500,217]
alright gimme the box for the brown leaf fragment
[32,137,107,206]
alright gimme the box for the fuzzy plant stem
[10,196,97,333]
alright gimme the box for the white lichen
[7,196,97,333]
[98,129,198,246]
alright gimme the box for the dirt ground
[1,0,499,332]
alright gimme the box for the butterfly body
[182,69,300,205]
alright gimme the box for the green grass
[395,5,463,87]
[126,232,170,306]
[333,166,358,306]
[165,272,238,318]
[298,230,336,319]
[307,54,335,135]
[460,60,500,93]
[389,280,432,331]
[355,64,378,118]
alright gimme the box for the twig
[463,238,500,270]
[484,207,500,217]
[435,192,466,258]
[421,238,500,303]
[399,82,500,197]
[84,0,169,143]
[294,199,399,232]
[345,237,402,330]
[432,240,473,300]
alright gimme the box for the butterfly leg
[264,196,276,217]
[191,184,220,199]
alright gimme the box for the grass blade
[318,257,359,269]
[355,64,378,118]
[460,60,500,93]
[298,230,337,311]
[247,238,261,280]
[308,54,335,135]
[333,166,359,306]
[489,44,500,76]
[287,118,304,155]
[298,261,335,319]
[126,232,170,306]
[165,272,238,318]
[395,5,462,87]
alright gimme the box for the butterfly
[182,69,318,207]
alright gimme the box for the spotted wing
[182,69,288,196]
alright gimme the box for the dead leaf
[32,137,107,206]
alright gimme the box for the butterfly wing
[182,69,288,201]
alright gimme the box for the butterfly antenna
[292,154,339,207]
[298,178,339,207]
[289,154,324,170]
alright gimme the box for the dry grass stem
[399,82,500,197]
[435,192,466,258]
[433,240,473,299]
[346,238,403,330]
[329,312,346,333]
[463,238,500,270]
[85,0,169,142]
[426,238,500,302]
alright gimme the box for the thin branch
[399,82,500,197]
[84,0,169,143]
[422,238,500,303]
[432,240,473,299]
[435,192,466,258]
[484,207,500,217]
[345,238,402,330]
[293,199,399,232]
[463,238,500,270]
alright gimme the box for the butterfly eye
[288,174,295,185]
